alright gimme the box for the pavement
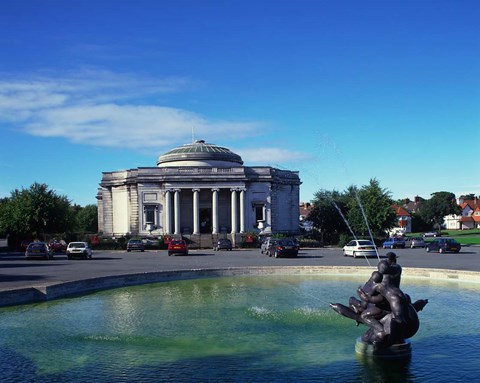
[0,246,479,306]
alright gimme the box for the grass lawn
[411,229,480,245]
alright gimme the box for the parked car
[127,239,145,252]
[48,239,67,253]
[260,237,273,254]
[423,231,441,238]
[382,237,406,249]
[168,240,188,256]
[266,238,299,258]
[343,240,377,258]
[66,242,93,259]
[25,242,53,260]
[426,238,461,253]
[404,236,426,248]
[214,238,233,251]
[20,239,33,251]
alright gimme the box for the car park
[426,238,461,253]
[66,242,93,259]
[213,238,233,251]
[382,237,406,249]
[25,242,53,260]
[266,238,299,258]
[404,236,426,248]
[168,240,189,256]
[343,240,377,258]
[127,239,145,252]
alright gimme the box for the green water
[0,274,479,382]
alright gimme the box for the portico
[163,186,247,236]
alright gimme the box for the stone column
[164,189,172,234]
[192,188,200,235]
[212,188,219,234]
[239,188,246,233]
[231,188,237,234]
[174,189,181,235]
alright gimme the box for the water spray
[353,190,381,262]
[330,199,372,267]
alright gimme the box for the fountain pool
[0,274,479,382]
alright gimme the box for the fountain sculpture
[330,252,428,357]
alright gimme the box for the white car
[343,240,377,258]
[66,242,93,259]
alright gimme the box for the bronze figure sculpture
[330,253,428,352]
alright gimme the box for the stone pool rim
[1,266,479,307]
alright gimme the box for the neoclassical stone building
[97,140,301,244]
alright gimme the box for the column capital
[211,188,220,192]
[192,188,200,193]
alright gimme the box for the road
[1,245,479,293]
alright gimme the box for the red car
[168,240,188,256]
[20,239,33,251]
[48,240,67,253]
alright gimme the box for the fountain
[330,253,428,358]
[0,273,479,382]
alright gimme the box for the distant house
[402,196,423,214]
[299,202,314,231]
[444,198,480,230]
[390,204,411,234]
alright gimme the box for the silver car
[404,236,426,248]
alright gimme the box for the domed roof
[157,140,244,167]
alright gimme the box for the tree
[345,179,397,237]
[410,212,430,233]
[0,183,75,240]
[460,193,477,200]
[308,189,350,245]
[420,191,461,230]
[75,204,98,233]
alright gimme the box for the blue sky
[0,0,478,206]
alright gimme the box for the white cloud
[0,69,262,148]
[0,68,306,165]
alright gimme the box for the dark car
[214,238,232,251]
[266,239,299,258]
[25,242,53,260]
[426,238,461,253]
[423,231,442,238]
[168,240,188,256]
[127,239,145,252]
[382,237,406,249]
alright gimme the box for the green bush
[338,234,350,248]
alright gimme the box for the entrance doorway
[199,208,212,233]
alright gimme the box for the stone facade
[97,141,301,242]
